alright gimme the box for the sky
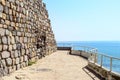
[43,0,120,41]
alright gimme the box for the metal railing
[88,51,120,74]
[57,43,97,53]
[57,43,120,74]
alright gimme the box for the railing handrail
[97,52,120,60]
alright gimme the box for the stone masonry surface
[0,0,57,76]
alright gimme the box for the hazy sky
[43,0,120,41]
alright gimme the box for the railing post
[94,53,96,63]
[84,46,86,52]
[110,57,112,72]
[101,55,103,67]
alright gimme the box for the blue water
[57,41,120,58]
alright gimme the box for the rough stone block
[20,56,24,63]
[0,38,1,44]
[1,0,6,5]
[2,13,6,19]
[13,44,16,50]
[24,37,27,43]
[24,55,28,62]
[21,49,25,55]
[15,58,20,64]
[17,32,21,36]
[10,51,14,58]
[1,51,10,58]
[3,45,8,50]
[3,67,9,76]
[0,12,2,18]
[0,4,3,12]
[11,36,15,44]
[4,6,9,14]
[8,45,13,51]
[2,36,8,44]
[14,50,19,58]
[0,28,5,36]
[6,58,12,66]
[5,20,10,26]
[0,45,2,51]
[7,36,11,44]
[1,59,6,67]
[9,9,12,15]
[5,29,10,36]
[8,66,13,74]
[8,0,15,3]
[3,25,7,28]
[16,64,20,70]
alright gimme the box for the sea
[57,41,120,73]
[57,41,120,58]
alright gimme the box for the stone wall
[88,62,120,80]
[0,0,57,76]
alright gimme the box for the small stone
[2,13,6,19]
[8,0,15,3]
[24,37,27,43]
[3,45,8,50]
[13,44,16,50]
[9,9,12,15]
[1,60,6,67]
[0,38,1,43]
[6,58,12,66]
[6,1,10,7]
[16,64,20,70]
[12,31,17,36]
[17,32,21,36]
[12,59,16,66]
[11,22,15,26]
[0,12,2,18]
[10,51,14,58]
[8,36,10,44]
[0,28,5,36]
[8,45,13,51]
[14,50,18,58]
[5,20,10,25]
[3,25,7,28]
[1,51,10,58]
[9,15,13,21]
[1,0,6,5]
[20,56,24,63]
[25,49,29,54]
[0,45,2,51]
[15,58,20,64]
[8,66,13,74]
[21,49,25,55]
[0,19,5,24]
[3,67,9,75]
[11,36,15,44]
[4,6,9,14]
[15,36,19,42]
[2,36,8,44]
[5,29,10,36]
[24,55,28,62]
[0,4,3,12]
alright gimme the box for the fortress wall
[0,0,57,76]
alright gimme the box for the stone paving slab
[2,51,100,80]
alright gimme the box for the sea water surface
[57,41,120,73]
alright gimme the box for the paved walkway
[2,51,100,80]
